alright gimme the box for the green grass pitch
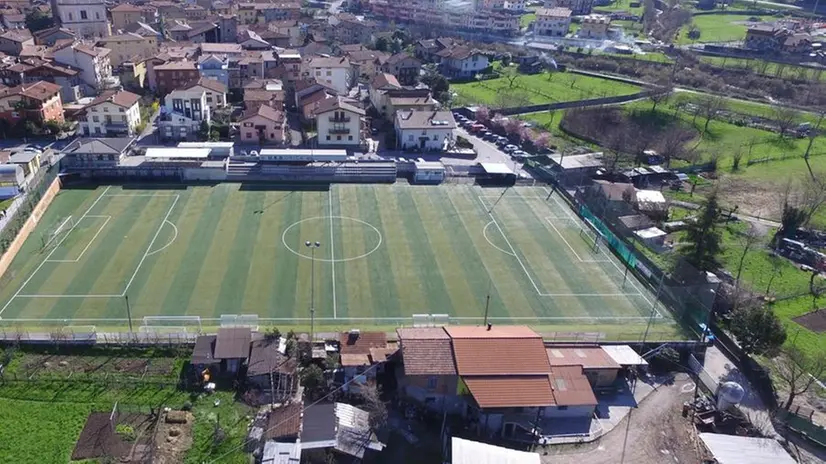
[0,183,671,328]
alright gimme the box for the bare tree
[803,111,825,182]
[765,252,783,295]
[774,345,826,410]
[648,81,673,113]
[658,127,693,168]
[771,104,800,139]
[360,383,388,432]
[569,74,579,89]
[697,96,727,135]
[501,65,520,89]
[732,226,761,311]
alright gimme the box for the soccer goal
[40,215,74,251]
[579,219,603,253]
[220,314,259,331]
[142,315,202,333]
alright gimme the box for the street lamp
[305,241,321,343]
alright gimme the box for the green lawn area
[676,14,759,44]
[700,55,826,82]
[0,184,673,330]
[595,0,644,15]
[0,398,91,463]
[452,70,641,107]
[521,12,536,28]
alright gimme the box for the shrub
[115,424,136,441]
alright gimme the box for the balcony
[329,115,351,122]
[328,127,350,135]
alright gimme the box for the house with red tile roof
[396,325,602,440]
[0,80,64,125]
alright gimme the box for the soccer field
[0,183,670,328]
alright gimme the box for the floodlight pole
[124,294,134,340]
[483,279,492,326]
[306,241,321,342]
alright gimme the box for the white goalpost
[141,315,202,333]
[40,215,74,251]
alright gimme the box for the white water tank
[716,381,746,410]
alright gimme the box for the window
[68,12,73,20]
[426,377,437,389]
[408,135,413,141]
[246,132,252,138]
[121,116,127,122]
[91,106,96,112]
[92,115,99,122]
[326,135,330,140]
[558,405,568,411]
[119,108,125,113]
[94,126,101,133]
[95,11,100,19]
[433,135,439,141]
[336,135,341,140]
[326,70,331,76]
[207,97,213,103]
[80,10,87,19]
[315,70,321,76]
[348,135,352,141]
[103,106,109,112]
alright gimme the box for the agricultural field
[677,14,760,44]
[452,70,641,107]
[0,184,673,335]
[700,56,826,82]
[0,398,91,463]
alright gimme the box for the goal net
[141,315,202,333]
[579,217,605,253]
[40,216,74,251]
[220,314,259,331]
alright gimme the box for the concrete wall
[0,176,61,280]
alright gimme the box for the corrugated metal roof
[545,346,621,370]
[451,437,540,464]
[214,327,251,359]
[698,433,796,464]
[601,345,649,366]
[550,366,598,406]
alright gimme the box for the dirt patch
[543,375,704,464]
[71,412,156,462]
[792,309,826,333]
[717,176,785,221]
[21,354,176,378]
[152,410,194,464]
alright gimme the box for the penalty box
[12,192,179,300]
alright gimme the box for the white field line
[1,314,660,323]
[17,294,123,298]
[0,185,112,317]
[329,188,337,319]
[41,215,73,250]
[47,216,111,263]
[544,217,608,263]
[483,221,516,257]
[146,220,178,257]
[120,195,179,297]
[477,194,546,296]
[104,194,181,197]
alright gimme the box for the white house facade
[160,87,211,141]
[395,110,456,151]
[315,97,365,146]
[53,0,111,38]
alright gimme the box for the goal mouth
[40,215,74,252]
[141,316,202,332]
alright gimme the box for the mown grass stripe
[214,189,264,315]
[159,185,228,316]
[270,190,305,319]
[393,188,454,315]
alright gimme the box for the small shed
[413,161,445,184]
[477,162,515,186]
[0,164,24,198]
[8,150,40,177]
[634,189,668,218]
[450,437,540,464]
[601,345,648,367]
[634,227,667,249]
[549,152,603,187]
[698,433,796,464]
[214,327,252,374]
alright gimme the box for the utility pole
[483,279,491,326]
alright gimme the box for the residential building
[197,54,230,88]
[579,14,611,39]
[8,150,41,177]
[369,0,520,36]
[395,110,456,151]
[61,137,135,168]
[438,46,489,79]
[277,49,301,82]
[184,4,207,20]
[396,325,600,439]
[328,13,377,44]
[117,60,147,91]
[0,29,33,55]
[270,20,301,47]
[187,77,228,111]
[238,103,285,145]
[78,89,141,137]
[52,40,117,92]
[346,49,390,81]
[154,60,199,96]
[218,14,238,43]
[543,0,593,15]
[415,37,457,63]
[256,29,291,48]
[237,29,268,50]
[160,84,211,141]
[96,32,158,67]
[243,79,284,111]
[368,72,400,116]
[167,19,220,43]
[381,52,422,86]
[32,26,75,46]
[109,3,146,32]
[535,7,571,37]
[451,438,540,464]
[247,338,298,403]
[0,80,64,124]
[302,56,352,94]
[52,0,111,38]
[386,89,437,121]
[0,58,82,103]
[1,10,26,29]
[123,21,161,38]
[295,79,336,121]
[237,2,300,25]
[744,24,812,54]
[316,96,365,147]
[338,331,396,393]
[545,346,621,388]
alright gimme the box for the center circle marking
[281,216,383,262]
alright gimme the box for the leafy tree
[374,36,389,52]
[500,65,519,89]
[501,52,512,67]
[264,326,281,341]
[25,9,54,33]
[680,190,722,271]
[774,345,826,409]
[771,104,800,139]
[43,120,62,139]
[779,202,809,239]
[209,130,220,141]
[197,120,210,140]
[475,106,489,123]
[300,364,324,398]
[420,70,449,102]
[729,305,786,356]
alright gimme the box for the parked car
[504,144,518,153]
[461,121,474,129]
[469,124,485,133]
[496,136,508,145]
[512,149,527,157]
